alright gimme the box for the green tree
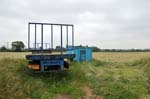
[11,41,25,52]
[91,46,101,52]
[0,46,7,51]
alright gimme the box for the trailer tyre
[64,61,69,69]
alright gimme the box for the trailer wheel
[64,61,69,69]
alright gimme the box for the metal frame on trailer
[28,22,74,53]
[26,22,75,72]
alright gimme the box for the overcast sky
[0,0,149,49]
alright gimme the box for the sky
[0,0,149,49]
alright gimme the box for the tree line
[0,41,25,52]
[0,41,150,52]
[90,46,150,52]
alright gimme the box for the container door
[80,49,86,61]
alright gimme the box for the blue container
[67,46,92,62]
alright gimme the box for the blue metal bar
[29,22,73,26]
[26,54,75,60]
[45,43,47,49]
[51,25,53,49]
[72,25,74,48]
[35,24,36,50]
[61,25,63,54]
[66,26,68,49]
[41,24,43,52]
[28,23,30,50]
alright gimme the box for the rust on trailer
[28,64,40,70]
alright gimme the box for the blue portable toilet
[67,46,92,62]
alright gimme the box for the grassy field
[0,52,150,99]
[0,52,31,59]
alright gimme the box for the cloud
[0,0,149,49]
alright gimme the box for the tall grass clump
[0,58,85,99]
[128,57,150,66]
[82,58,149,99]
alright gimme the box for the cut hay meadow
[0,52,150,99]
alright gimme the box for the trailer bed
[26,54,75,60]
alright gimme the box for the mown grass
[0,52,150,99]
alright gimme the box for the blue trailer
[26,22,75,72]
[26,22,92,72]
